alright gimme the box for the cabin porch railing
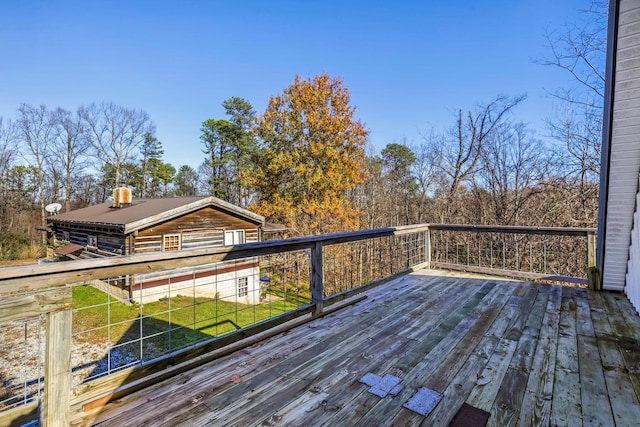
[0,224,595,426]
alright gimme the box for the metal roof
[54,243,85,255]
[48,196,265,234]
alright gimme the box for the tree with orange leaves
[244,73,369,235]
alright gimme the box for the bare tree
[411,134,438,223]
[79,102,154,187]
[0,117,18,230]
[16,104,55,243]
[50,108,90,212]
[540,0,606,227]
[476,122,549,225]
[427,95,525,221]
[0,117,17,183]
[541,0,607,103]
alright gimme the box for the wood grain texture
[58,270,640,427]
[43,309,72,427]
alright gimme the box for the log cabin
[44,186,265,304]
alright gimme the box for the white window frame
[87,235,98,248]
[163,233,181,251]
[238,277,249,298]
[224,229,246,246]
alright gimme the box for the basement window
[238,277,248,297]
[163,234,181,251]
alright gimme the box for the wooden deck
[73,270,640,426]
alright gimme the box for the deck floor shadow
[73,269,640,426]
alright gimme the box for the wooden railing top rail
[428,224,596,236]
[0,224,430,295]
[0,223,595,295]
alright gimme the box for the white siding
[604,0,640,291]
[626,190,640,313]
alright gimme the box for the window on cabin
[238,277,248,297]
[163,234,181,251]
[224,230,246,246]
[62,231,70,242]
[87,235,97,248]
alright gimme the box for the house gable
[134,206,261,253]
[48,196,264,258]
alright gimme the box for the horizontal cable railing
[0,223,594,425]
[428,224,596,285]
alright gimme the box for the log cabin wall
[54,228,127,257]
[134,206,260,253]
[129,206,262,303]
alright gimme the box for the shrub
[0,232,30,260]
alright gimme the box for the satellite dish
[45,203,62,214]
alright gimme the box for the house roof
[48,196,265,234]
[54,243,84,255]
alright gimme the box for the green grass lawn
[72,285,306,356]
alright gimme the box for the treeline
[356,94,599,230]
[0,103,197,246]
[0,74,599,255]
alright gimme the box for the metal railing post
[311,242,324,315]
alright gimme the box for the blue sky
[1,0,590,169]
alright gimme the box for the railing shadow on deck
[0,224,595,426]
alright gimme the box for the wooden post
[425,229,432,269]
[587,232,599,290]
[43,306,72,426]
[311,242,324,316]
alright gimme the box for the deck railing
[428,224,597,286]
[0,224,595,426]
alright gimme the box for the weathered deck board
[71,270,640,427]
[550,287,582,426]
